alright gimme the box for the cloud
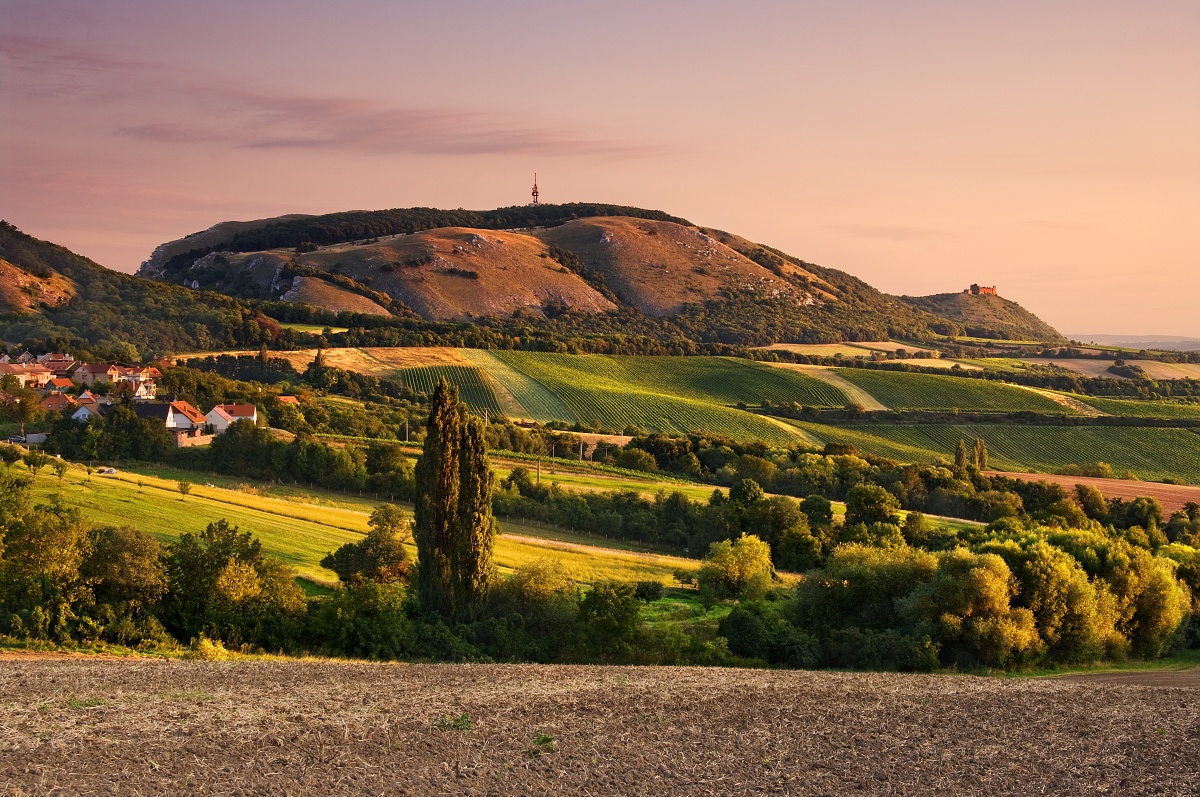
[3,36,662,159]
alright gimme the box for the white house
[205,405,235,433]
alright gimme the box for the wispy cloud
[2,35,662,159]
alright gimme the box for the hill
[0,221,274,360]
[900,291,1064,342]
[0,256,73,314]
[138,203,1060,344]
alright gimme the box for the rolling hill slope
[900,291,1064,342]
[135,204,1064,344]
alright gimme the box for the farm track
[763,363,888,411]
[2,659,1196,796]
[1017,386,1106,416]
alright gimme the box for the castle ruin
[965,283,997,296]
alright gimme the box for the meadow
[790,421,1200,483]
[27,464,701,589]
[484,352,824,443]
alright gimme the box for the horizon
[1,0,1197,336]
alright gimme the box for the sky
[1,0,1197,336]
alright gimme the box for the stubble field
[1,657,1196,796]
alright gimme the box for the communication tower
[531,173,539,205]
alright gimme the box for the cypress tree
[954,439,968,478]
[453,413,497,613]
[413,378,496,619]
[973,437,989,470]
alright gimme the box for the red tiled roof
[170,400,208,425]
[215,403,257,417]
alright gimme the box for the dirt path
[764,362,889,411]
[1014,384,1106,416]
[2,660,1197,795]
[985,471,1200,514]
[1055,667,1200,689]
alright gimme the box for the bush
[634,581,665,603]
[698,534,774,600]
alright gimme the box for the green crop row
[488,351,802,444]
[1073,395,1200,420]
[394,365,507,416]
[791,421,1200,484]
[834,369,1075,414]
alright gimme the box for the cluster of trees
[722,517,1198,671]
[609,433,1177,529]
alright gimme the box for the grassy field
[833,369,1077,414]
[790,421,1200,483]
[484,351,843,443]
[472,352,801,444]
[278,322,349,334]
[26,464,700,588]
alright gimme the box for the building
[212,403,258,426]
[74,363,121,385]
[204,405,236,433]
[45,377,75,392]
[40,393,77,413]
[133,400,207,430]
[966,284,998,296]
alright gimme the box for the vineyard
[462,349,576,422]
[392,365,508,417]
[495,352,847,407]
[792,421,1200,483]
[489,352,806,444]
[1072,395,1200,419]
[834,369,1076,414]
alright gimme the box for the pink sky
[1,0,1197,335]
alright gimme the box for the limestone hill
[0,257,73,314]
[899,291,1064,342]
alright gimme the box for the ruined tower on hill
[966,283,997,296]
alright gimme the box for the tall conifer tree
[413,378,496,619]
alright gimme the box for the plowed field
[2,658,1197,795]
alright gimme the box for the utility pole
[536,457,541,485]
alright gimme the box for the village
[0,351,293,447]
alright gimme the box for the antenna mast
[531,173,539,205]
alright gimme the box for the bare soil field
[2,658,1197,796]
[1025,358,1200,380]
[985,471,1200,514]
[1057,667,1200,689]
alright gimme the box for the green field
[462,349,575,421]
[26,465,700,588]
[393,364,508,416]
[483,352,821,444]
[790,421,1200,483]
[1071,395,1200,420]
[278,322,349,334]
[834,369,1075,414]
